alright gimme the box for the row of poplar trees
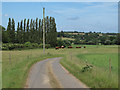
[3,16,57,47]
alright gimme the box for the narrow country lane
[25,57,89,89]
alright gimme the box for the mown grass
[60,45,118,88]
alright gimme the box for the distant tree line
[58,31,120,45]
[2,16,57,47]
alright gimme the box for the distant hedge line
[1,42,51,50]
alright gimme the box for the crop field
[2,45,118,88]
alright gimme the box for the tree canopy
[2,17,57,47]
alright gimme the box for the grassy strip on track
[2,49,62,88]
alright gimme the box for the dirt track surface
[25,57,89,88]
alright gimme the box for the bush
[19,44,24,48]
[104,40,112,45]
[39,44,51,48]
[56,40,65,47]
[2,44,8,50]
[31,43,39,48]
[2,43,8,49]
[45,44,51,48]
[24,42,32,48]
[63,40,71,46]
[7,43,15,50]
[24,42,40,49]
[2,43,24,50]
[14,44,18,48]
[2,43,16,50]
[39,44,43,48]
[56,40,71,47]
[81,64,93,72]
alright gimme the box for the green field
[77,53,118,72]
[60,45,118,88]
[2,45,118,88]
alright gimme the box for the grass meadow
[60,45,118,88]
[2,45,118,88]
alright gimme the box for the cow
[84,46,86,48]
[55,47,59,50]
[68,46,72,48]
[61,46,65,49]
[76,46,81,48]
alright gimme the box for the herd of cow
[55,46,86,50]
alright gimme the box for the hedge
[2,42,51,50]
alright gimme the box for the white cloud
[55,3,118,32]
[46,2,117,16]
[4,14,8,17]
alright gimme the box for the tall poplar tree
[30,19,33,43]
[35,18,38,43]
[1,25,8,43]
[20,20,23,43]
[5,17,57,45]
[11,18,15,43]
[32,20,35,43]
[46,16,50,44]
[52,17,57,46]
[7,18,11,42]
[38,19,41,43]
[26,19,29,42]
[17,22,20,43]
[41,19,43,41]
[23,19,26,42]
[48,17,57,47]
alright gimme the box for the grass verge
[2,49,62,88]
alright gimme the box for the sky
[1,2,118,33]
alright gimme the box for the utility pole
[43,7,45,54]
